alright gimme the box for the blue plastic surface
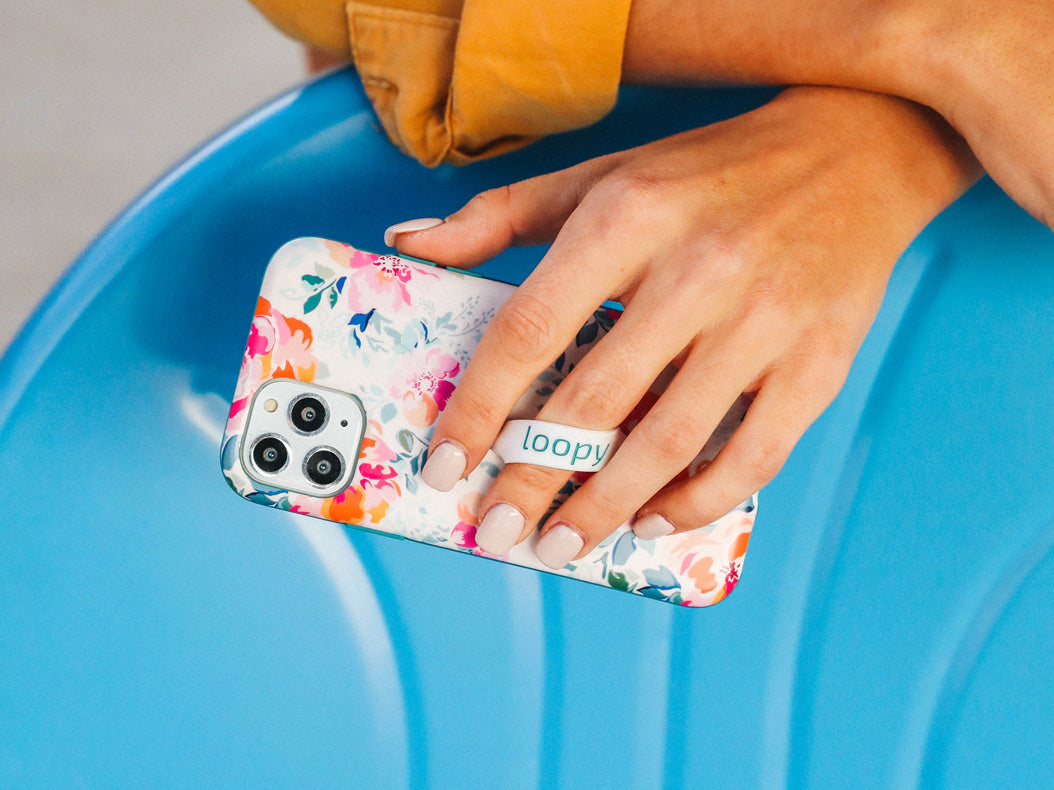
[2,71,1052,788]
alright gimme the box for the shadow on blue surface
[1,70,1052,788]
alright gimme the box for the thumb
[384,164,597,268]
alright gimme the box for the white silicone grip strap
[492,420,622,472]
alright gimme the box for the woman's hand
[386,86,980,568]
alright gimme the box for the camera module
[289,394,327,434]
[251,435,289,474]
[304,447,344,487]
[241,380,366,496]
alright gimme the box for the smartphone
[221,238,756,606]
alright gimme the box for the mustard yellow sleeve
[248,0,633,166]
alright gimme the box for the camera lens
[304,448,344,487]
[251,435,289,474]
[289,394,327,434]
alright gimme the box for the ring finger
[530,320,780,568]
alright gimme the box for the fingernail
[535,523,585,569]
[632,512,675,540]
[384,217,444,247]
[475,503,525,556]
[421,441,466,492]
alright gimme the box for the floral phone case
[221,238,756,606]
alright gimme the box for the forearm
[622,0,910,96]
[624,0,1054,228]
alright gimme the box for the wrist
[771,87,981,233]
[854,1,955,111]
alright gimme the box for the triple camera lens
[290,394,327,434]
[251,435,289,474]
[249,389,348,490]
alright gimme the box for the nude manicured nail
[633,513,675,540]
[475,504,525,556]
[383,217,444,247]
[421,441,466,492]
[535,523,585,569]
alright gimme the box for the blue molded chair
[2,70,1053,788]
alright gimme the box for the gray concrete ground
[1,0,303,352]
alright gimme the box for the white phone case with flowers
[222,238,756,606]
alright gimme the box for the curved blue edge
[0,84,306,430]
[1,69,1053,789]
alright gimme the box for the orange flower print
[248,297,318,381]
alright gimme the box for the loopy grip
[492,420,623,472]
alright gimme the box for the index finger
[420,208,653,491]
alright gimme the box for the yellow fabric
[248,0,633,165]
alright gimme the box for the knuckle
[446,384,507,440]
[685,495,741,531]
[633,413,704,462]
[491,291,563,364]
[466,184,513,216]
[814,353,854,401]
[602,170,662,202]
[556,364,633,426]
[740,436,792,486]
[794,328,859,395]
[698,241,755,295]
[459,186,518,246]
[822,324,866,367]
[572,481,633,533]
[590,171,677,227]
[745,280,796,322]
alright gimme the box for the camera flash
[263,398,278,413]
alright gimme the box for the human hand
[385,86,979,569]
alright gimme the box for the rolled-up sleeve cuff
[347,0,633,166]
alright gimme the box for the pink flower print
[247,314,276,358]
[452,522,479,551]
[719,558,742,597]
[391,347,460,428]
[359,463,399,483]
[316,430,403,526]
[341,250,428,314]
[356,433,401,493]
[669,517,752,604]
[269,319,317,381]
[285,492,316,516]
[247,297,318,382]
[227,354,264,433]
[227,303,281,433]
[451,493,483,552]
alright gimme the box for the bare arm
[622,0,1054,229]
